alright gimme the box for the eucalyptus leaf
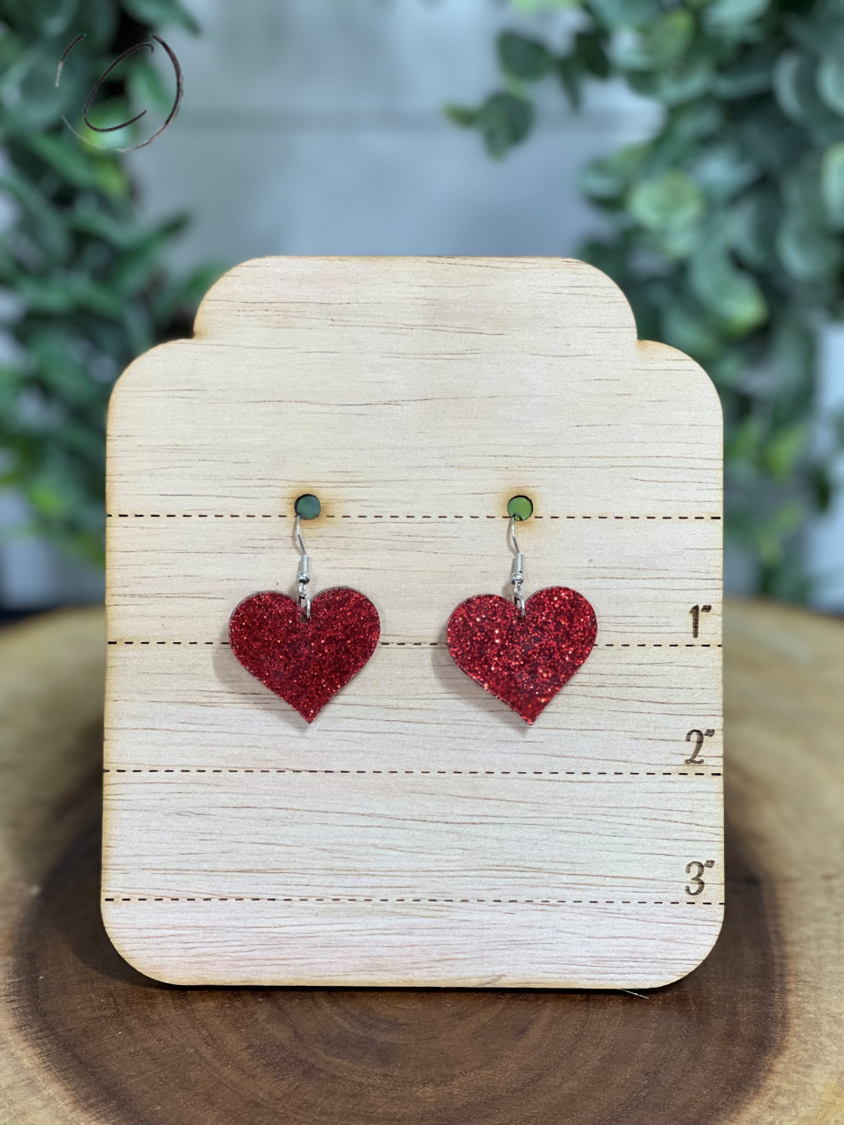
[704,0,769,33]
[14,276,78,315]
[613,9,695,71]
[579,144,648,200]
[764,424,807,480]
[808,109,844,148]
[574,32,610,79]
[725,415,765,475]
[628,170,706,231]
[782,160,825,219]
[0,169,70,262]
[71,209,143,248]
[91,157,130,198]
[817,55,844,116]
[113,235,180,295]
[689,243,768,333]
[497,31,551,80]
[59,420,108,466]
[773,50,823,124]
[691,142,761,201]
[769,319,816,389]
[589,0,662,30]
[74,97,137,151]
[121,301,155,357]
[821,143,844,228]
[810,464,833,512]
[34,353,101,407]
[121,0,199,33]
[712,43,776,98]
[706,348,747,389]
[477,92,535,158]
[555,56,582,110]
[737,104,805,176]
[38,0,79,39]
[785,10,844,58]
[67,0,118,49]
[443,104,479,128]
[729,191,779,268]
[66,275,127,319]
[0,0,76,37]
[4,48,71,131]
[127,58,177,115]
[627,54,713,105]
[755,502,804,567]
[27,480,74,520]
[0,364,24,409]
[24,133,103,189]
[660,301,723,361]
[662,102,724,146]
[25,133,129,197]
[776,213,843,281]
[651,221,705,260]
[447,92,535,156]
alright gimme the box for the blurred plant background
[0,0,218,577]
[1,0,843,609]
[451,0,844,599]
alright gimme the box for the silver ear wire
[295,515,311,620]
[509,515,525,618]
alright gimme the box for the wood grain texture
[5,599,844,1123]
[104,256,723,987]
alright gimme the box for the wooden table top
[1,600,842,1125]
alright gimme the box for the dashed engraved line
[107,513,723,521]
[106,640,722,647]
[103,895,724,906]
[103,768,722,777]
[108,640,231,645]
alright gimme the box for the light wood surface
[104,256,723,988]
[1,598,843,1123]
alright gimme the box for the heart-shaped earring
[228,495,380,722]
[447,497,596,724]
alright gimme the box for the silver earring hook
[295,514,307,557]
[509,514,525,617]
[509,514,522,556]
[295,514,311,620]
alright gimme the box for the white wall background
[128,0,658,270]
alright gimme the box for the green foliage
[0,0,217,566]
[446,92,535,159]
[451,0,844,597]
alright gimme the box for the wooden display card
[104,257,723,988]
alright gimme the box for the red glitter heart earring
[228,495,380,723]
[446,497,597,724]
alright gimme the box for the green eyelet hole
[507,495,533,521]
[294,494,321,520]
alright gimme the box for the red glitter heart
[228,588,380,723]
[446,587,597,724]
